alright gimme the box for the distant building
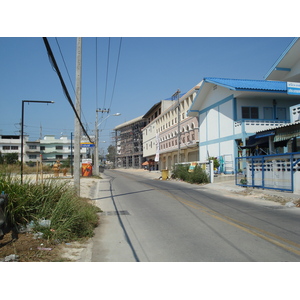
[0,134,87,166]
[114,116,146,168]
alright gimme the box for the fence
[236,152,300,193]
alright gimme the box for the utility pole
[172,89,181,164]
[94,108,109,176]
[74,37,82,195]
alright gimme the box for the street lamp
[94,112,121,176]
[21,100,55,183]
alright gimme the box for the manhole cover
[100,210,130,216]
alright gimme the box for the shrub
[0,173,99,242]
[171,164,209,184]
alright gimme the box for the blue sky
[0,37,295,150]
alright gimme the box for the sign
[287,82,300,95]
[80,142,95,148]
[188,162,197,172]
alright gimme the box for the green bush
[171,164,209,184]
[0,173,99,241]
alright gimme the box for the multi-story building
[0,134,87,166]
[143,85,200,170]
[114,116,146,168]
[0,135,25,161]
[142,100,174,170]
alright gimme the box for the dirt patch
[0,232,86,262]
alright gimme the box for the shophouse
[142,99,174,170]
[143,84,200,170]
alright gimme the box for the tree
[106,145,116,164]
[4,153,19,164]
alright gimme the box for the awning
[274,126,300,142]
[255,131,275,139]
[240,135,269,149]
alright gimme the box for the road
[81,169,300,262]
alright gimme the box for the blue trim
[200,133,245,146]
[275,67,291,72]
[264,37,299,79]
[233,98,237,121]
[199,94,234,115]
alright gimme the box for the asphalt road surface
[82,169,300,262]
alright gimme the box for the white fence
[236,152,300,193]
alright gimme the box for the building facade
[114,116,146,168]
[188,77,300,173]
[0,134,87,166]
[143,85,200,170]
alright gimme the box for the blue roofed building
[187,77,300,173]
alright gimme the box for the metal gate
[236,152,300,192]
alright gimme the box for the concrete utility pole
[94,108,110,176]
[74,37,82,195]
[172,89,181,164]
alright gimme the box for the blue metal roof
[204,77,287,92]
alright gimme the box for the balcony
[234,119,290,134]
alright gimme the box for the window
[29,145,37,150]
[56,155,63,159]
[29,155,37,159]
[40,146,45,150]
[242,107,259,119]
[56,146,63,150]
[11,146,18,150]
[3,146,10,150]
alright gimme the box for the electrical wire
[99,37,123,132]
[55,37,91,135]
[42,37,92,143]
[108,37,122,110]
[103,37,111,112]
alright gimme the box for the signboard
[287,82,300,95]
[80,142,95,148]
[188,162,197,172]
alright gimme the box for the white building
[0,135,25,162]
[40,135,87,165]
[187,77,300,173]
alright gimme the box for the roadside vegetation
[171,164,209,184]
[0,172,99,242]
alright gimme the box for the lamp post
[21,100,54,183]
[94,112,121,176]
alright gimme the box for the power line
[55,37,91,135]
[103,37,111,111]
[42,37,92,143]
[108,37,122,110]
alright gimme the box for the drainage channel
[100,210,130,216]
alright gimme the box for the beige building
[142,84,200,170]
